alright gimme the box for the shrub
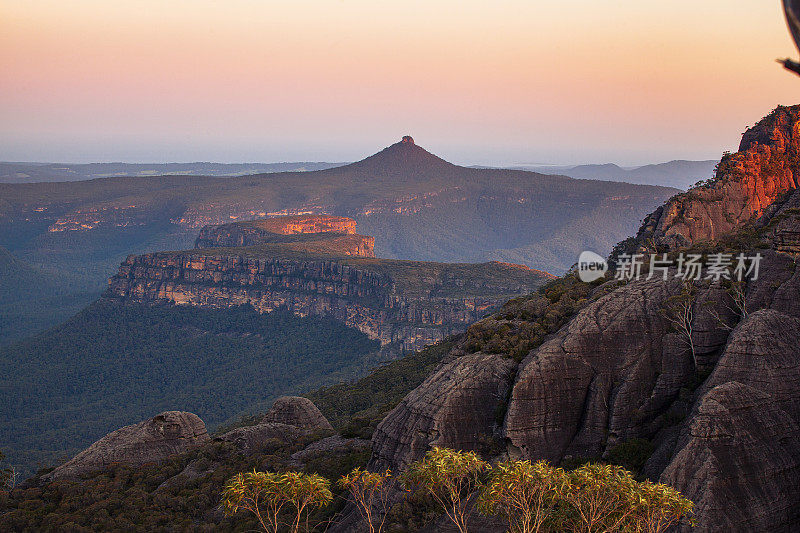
[477,460,570,533]
[338,467,393,533]
[401,447,489,533]
[221,470,332,533]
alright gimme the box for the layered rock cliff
[106,217,553,352]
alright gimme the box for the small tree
[282,471,333,533]
[662,281,697,368]
[401,447,489,533]
[630,479,695,533]
[222,470,287,532]
[705,280,748,331]
[338,467,393,533]
[560,463,695,533]
[562,463,640,533]
[221,470,332,533]
[477,460,570,533]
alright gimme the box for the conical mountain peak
[345,136,458,175]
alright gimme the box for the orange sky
[1,0,799,165]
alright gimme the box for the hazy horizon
[2,1,798,166]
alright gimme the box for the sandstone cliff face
[195,215,374,257]
[106,251,549,352]
[634,105,800,251]
[45,412,209,481]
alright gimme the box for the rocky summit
[633,105,800,252]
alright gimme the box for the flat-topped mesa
[195,215,374,257]
[249,215,357,235]
[632,105,800,252]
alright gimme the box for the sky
[1,0,799,166]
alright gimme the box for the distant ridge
[0,161,346,184]
[496,159,718,190]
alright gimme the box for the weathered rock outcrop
[634,105,800,251]
[261,396,334,432]
[659,382,800,533]
[647,311,800,532]
[45,412,209,480]
[216,423,305,454]
[216,397,334,454]
[505,279,695,463]
[371,352,516,469]
[106,251,551,352]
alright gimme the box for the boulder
[261,396,334,433]
[46,411,209,480]
[370,352,516,470]
[216,422,305,454]
[660,382,800,532]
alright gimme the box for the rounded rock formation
[261,396,334,432]
[45,411,209,481]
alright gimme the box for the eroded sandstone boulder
[261,396,334,433]
[370,352,516,470]
[216,422,305,454]
[660,382,800,532]
[504,279,703,462]
[46,411,209,481]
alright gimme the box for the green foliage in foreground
[0,300,380,476]
[401,447,490,533]
[220,449,694,533]
[338,467,393,533]
[222,471,333,533]
[0,434,371,532]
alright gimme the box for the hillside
[0,214,551,476]
[0,301,381,476]
[0,246,94,345]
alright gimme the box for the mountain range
[510,159,718,190]
[0,137,675,341]
[2,158,715,190]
